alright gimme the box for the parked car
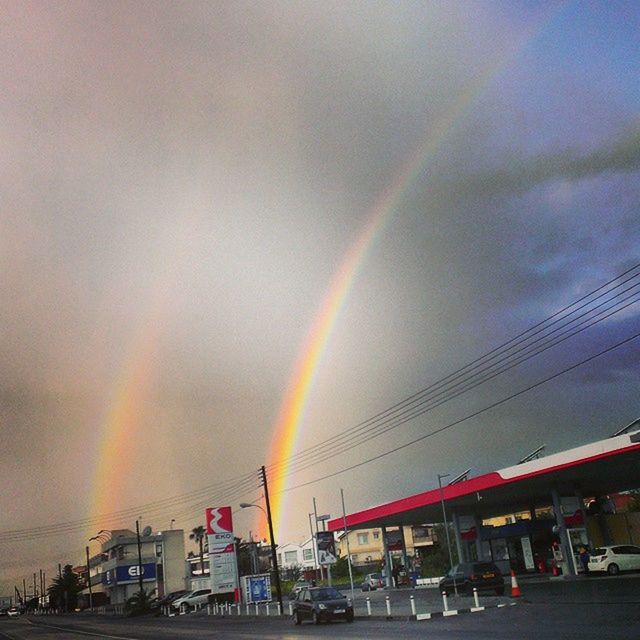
[439,562,504,596]
[289,580,311,599]
[293,586,354,624]
[7,608,21,617]
[361,573,384,591]
[171,589,212,611]
[588,545,640,575]
[158,589,189,609]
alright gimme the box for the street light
[438,473,458,595]
[240,498,283,613]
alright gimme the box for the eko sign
[102,563,157,586]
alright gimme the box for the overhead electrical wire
[283,329,640,493]
[267,285,640,482]
[4,263,639,547]
[263,264,640,483]
[0,470,260,543]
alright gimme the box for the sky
[1,0,639,593]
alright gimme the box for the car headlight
[318,604,327,610]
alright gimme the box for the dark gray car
[439,562,504,596]
[293,586,354,624]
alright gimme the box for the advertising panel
[101,563,157,586]
[316,531,337,565]
[242,574,272,603]
[206,506,239,598]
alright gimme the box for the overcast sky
[1,0,639,592]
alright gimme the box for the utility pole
[260,465,283,614]
[135,520,144,594]
[85,546,94,611]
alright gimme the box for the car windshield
[592,548,607,556]
[473,563,498,572]
[311,588,343,601]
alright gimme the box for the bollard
[473,587,479,608]
[410,595,416,616]
[207,604,211,616]
[442,591,449,612]
[385,595,391,618]
[288,602,293,616]
[266,602,270,616]
[237,603,241,616]
[277,601,282,616]
[255,602,259,615]
[366,597,371,616]
[246,603,250,615]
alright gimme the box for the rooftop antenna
[610,416,640,437]
[448,468,471,485]
[518,444,546,464]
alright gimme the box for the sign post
[206,506,240,601]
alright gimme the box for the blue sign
[247,575,270,603]
[102,563,156,586]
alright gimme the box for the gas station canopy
[327,431,640,532]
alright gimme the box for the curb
[416,601,518,621]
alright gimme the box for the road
[1,575,638,639]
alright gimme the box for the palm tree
[190,526,206,579]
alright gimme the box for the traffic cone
[510,570,522,598]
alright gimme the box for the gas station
[328,426,640,579]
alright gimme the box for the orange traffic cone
[510,570,522,598]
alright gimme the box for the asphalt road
[1,575,638,639]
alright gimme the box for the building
[336,525,436,568]
[89,528,186,604]
[276,538,315,578]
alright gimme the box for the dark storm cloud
[441,126,640,202]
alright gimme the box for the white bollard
[266,602,270,616]
[442,591,449,612]
[385,595,391,618]
[473,587,479,608]
[410,595,416,616]
[246,603,250,615]
[366,597,371,616]
[288,601,293,615]
[277,602,282,616]
[255,602,259,615]
[207,604,211,615]
[237,603,241,616]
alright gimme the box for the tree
[190,525,206,579]
[125,588,153,616]
[47,564,83,612]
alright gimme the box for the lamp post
[438,473,457,595]
[240,498,283,613]
[308,513,318,579]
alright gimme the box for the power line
[264,263,640,477]
[282,329,640,493]
[264,274,640,482]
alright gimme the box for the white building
[276,538,316,576]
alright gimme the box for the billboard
[242,574,271,603]
[316,531,337,565]
[206,506,239,598]
[101,563,156,586]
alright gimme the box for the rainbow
[264,4,568,539]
